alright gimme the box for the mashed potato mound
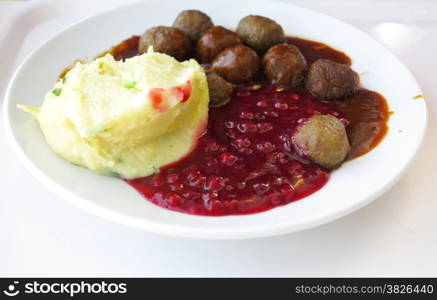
[19,50,209,178]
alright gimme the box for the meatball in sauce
[206,72,234,107]
[236,15,285,52]
[138,26,191,61]
[263,43,307,88]
[211,44,260,83]
[306,59,359,100]
[173,10,213,41]
[196,26,242,63]
[292,114,350,169]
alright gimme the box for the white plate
[3,0,427,239]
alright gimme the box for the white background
[0,0,436,276]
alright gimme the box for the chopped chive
[151,166,158,173]
[52,88,62,96]
[123,81,137,89]
[107,171,120,177]
[62,77,67,84]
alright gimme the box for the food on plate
[292,115,350,169]
[196,26,242,63]
[173,9,214,41]
[138,26,192,61]
[206,72,233,107]
[19,50,209,179]
[236,15,285,52]
[211,45,260,83]
[21,10,390,215]
[262,43,307,88]
[306,59,359,100]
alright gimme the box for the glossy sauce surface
[105,35,388,215]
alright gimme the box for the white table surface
[1,0,436,277]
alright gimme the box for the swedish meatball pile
[138,10,363,169]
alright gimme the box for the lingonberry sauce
[126,85,344,215]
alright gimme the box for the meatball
[263,44,307,88]
[138,26,191,61]
[292,114,350,169]
[211,45,259,83]
[206,72,233,107]
[196,26,242,63]
[306,59,359,100]
[173,10,213,41]
[236,15,284,52]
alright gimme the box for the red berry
[205,176,226,192]
[205,157,218,167]
[254,113,266,120]
[151,176,165,187]
[225,120,236,129]
[289,93,299,100]
[169,183,184,192]
[210,200,223,211]
[237,122,257,133]
[225,185,234,191]
[219,152,238,166]
[256,142,275,153]
[256,100,268,107]
[189,175,206,189]
[274,102,288,110]
[226,129,239,139]
[240,111,254,119]
[184,167,200,181]
[257,122,273,133]
[204,141,220,152]
[238,148,253,155]
[183,191,201,200]
[167,194,182,206]
[167,174,179,184]
[232,136,251,149]
[253,182,270,195]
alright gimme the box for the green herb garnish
[107,171,120,177]
[151,166,158,173]
[123,81,137,89]
[52,88,62,96]
[62,76,67,84]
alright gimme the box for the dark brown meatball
[306,59,359,100]
[138,26,191,61]
[236,15,284,52]
[211,45,259,83]
[196,26,242,63]
[292,114,350,169]
[263,44,307,88]
[206,72,233,107]
[173,10,213,41]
